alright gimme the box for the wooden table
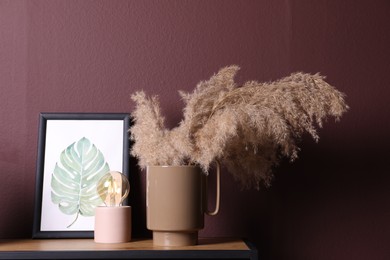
[0,237,258,259]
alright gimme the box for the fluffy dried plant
[129,65,349,189]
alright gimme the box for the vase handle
[205,160,220,216]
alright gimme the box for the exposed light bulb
[97,171,130,207]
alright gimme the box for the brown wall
[1,1,389,259]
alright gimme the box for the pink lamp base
[94,206,131,243]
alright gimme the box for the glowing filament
[97,171,130,207]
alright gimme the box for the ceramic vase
[146,163,220,246]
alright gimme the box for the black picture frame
[32,113,130,239]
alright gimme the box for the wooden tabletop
[0,238,258,259]
[0,237,250,251]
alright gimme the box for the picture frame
[32,113,130,239]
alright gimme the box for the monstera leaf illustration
[51,137,110,228]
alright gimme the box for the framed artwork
[32,113,130,238]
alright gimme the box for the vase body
[146,165,219,246]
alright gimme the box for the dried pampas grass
[129,65,349,189]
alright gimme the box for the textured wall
[1,1,389,259]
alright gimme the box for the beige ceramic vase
[146,162,220,247]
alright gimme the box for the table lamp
[94,171,131,243]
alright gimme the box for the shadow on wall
[127,147,151,239]
[215,136,390,259]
